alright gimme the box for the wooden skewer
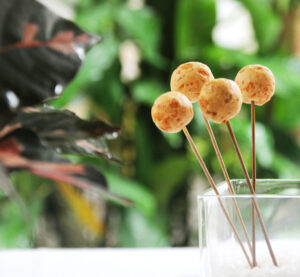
[226,121,278,266]
[202,114,253,256]
[251,101,257,266]
[182,126,253,268]
[251,101,257,192]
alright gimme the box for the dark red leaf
[0,129,131,205]
[8,106,121,140]
[58,139,122,163]
[0,0,101,126]
[1,107,121,162]
[22,23,38,43]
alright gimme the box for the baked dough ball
[151,91,194,133]
[235,64,275,106]
[199,78,242,123]
[170,62,214,103]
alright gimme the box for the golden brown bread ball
[151,91,194,133]
[198,78,242,123]
[235,64,275,106]
[170,62,214,103]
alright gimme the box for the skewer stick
[226,121,278,266]
[182,126,253,268]
[202,115,253,255]
[251,101,256,192]
[251,101,257,266]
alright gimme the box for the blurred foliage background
[2,0,300,248]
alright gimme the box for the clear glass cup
[198,179,300,277]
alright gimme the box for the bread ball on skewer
[198,74,278,266]
[198,78,243,123]
[151,91,194,133]
[171,65,253,256]
[170,62,214,103]
[151,90,253,267]
[235,64,276,266]
[235,64,275,106]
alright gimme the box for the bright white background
[0,248,200,277]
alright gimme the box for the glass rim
[197,178,300,200]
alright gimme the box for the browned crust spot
[181,63,193,70]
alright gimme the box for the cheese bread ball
[151,91,194,133]
[170,62,214,103]
[235,64,275,106]
[199,78,242,123]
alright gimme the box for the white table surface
[0,247,201,277]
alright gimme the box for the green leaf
[135,116,156,184]
[271,153,300,179]
[275,0,291,14]
[162,132,184,148]
[10,171,53,200]
[252,123,274,168]
[174,0,216,60]
[0,199,42,248]
[76,2,116,33]
[119,209,169,247]
[52,34,119,108]
[231,118,275,169]
[149,155,190,206]
[116,5,165,66]
[237,0,282,53]
[90,62,125,122]
[105,170,156,216]
[274,97,300,129]
[131,79,166,106]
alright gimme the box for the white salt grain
[202,240,300,277]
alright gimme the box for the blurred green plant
[4,0,300,248]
